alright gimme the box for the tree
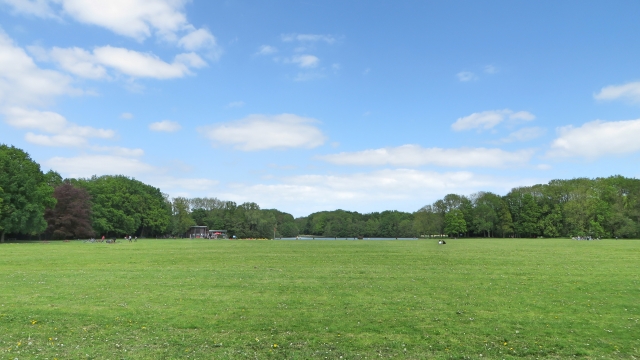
[170,197,195,237]
[0,145,56,242]
[444,209,467,237]
[516,194,541,237]
[73,175,170,237]
[44,182,94,239]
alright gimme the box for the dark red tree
[45,182,95,239]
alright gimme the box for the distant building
[188,226,208,238]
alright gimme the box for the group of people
[572,236,600,241]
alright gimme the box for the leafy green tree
[470,192,502,237]
[516,194,541,237]
[414,205,443,237]
[497,203,514,238]
[170,197,195,237]
[0,145,56,242]
[444,209,466,237]
[73,175,170,237]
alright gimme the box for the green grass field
[1,239,638,359]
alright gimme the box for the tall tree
[45,182,94,239]
[0,145,56,242]
[170,197,195,237]
[444,209,467,237]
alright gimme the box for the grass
[0,238,638,359]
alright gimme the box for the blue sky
[1,1,640,217]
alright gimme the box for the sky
[1,0,640,217]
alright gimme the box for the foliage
[44,182,95,239]
[444,209,467,237]
[0,144,56,242]
[73,175,170,237]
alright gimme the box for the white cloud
[456,71,477,82]
[91,145,145,157]
[4,0,189,42]
[47,154,157,178]
[178,28,217,51]
[548,118,640,158]
[32,45,207,79]
[45,46,108,79]
[484,65,498,74]
[25,132,87,147]
[289,55,319,68]
[495,127,546,143]
[153,177,219,192]
[94,46,206,79]
[149,120,181,132]
[2,0,223,57]
[0,31,77,107]
[256,45,277,55]
[452,109,536,131]
[45,154,218,195]
[226,101,245,108]
[319,145,533,168]
[3,107,115,147]
[199,113,326,151]
[281,33,336,44]
[120,112,134,119]
[0,0,56,18]
[594,81,640,103]
[221,169,537,217]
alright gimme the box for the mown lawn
[0,239,638,359]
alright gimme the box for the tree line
[2,144,640,241]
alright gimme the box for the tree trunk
[1,230,5,243]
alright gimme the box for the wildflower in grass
[31,319,37,325]
[272,344,278,348]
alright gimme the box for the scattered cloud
[199,113,326,151]
[0,30,77,108]
[0,0,58,18]
[256,45,277,55]
[319,145,533,168]
[149,120,181,132]
[120,112,134,119]
[47,154,157,178]
[548,118,640,158]
[153,177,219,192]
[288,54,319,68]
[456,71,477,82]
[178,28,217,51]
[46,154,218,193]
[3,107,114,147]
[32,45,207,79]
[91,145,144,157]
[281,33,336,44]
[484,65,498,74]
[221,169,538,217]
[594,81,640,103]
[452,109,535,131]
[495,127,546,143]
[226,101,245,108]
